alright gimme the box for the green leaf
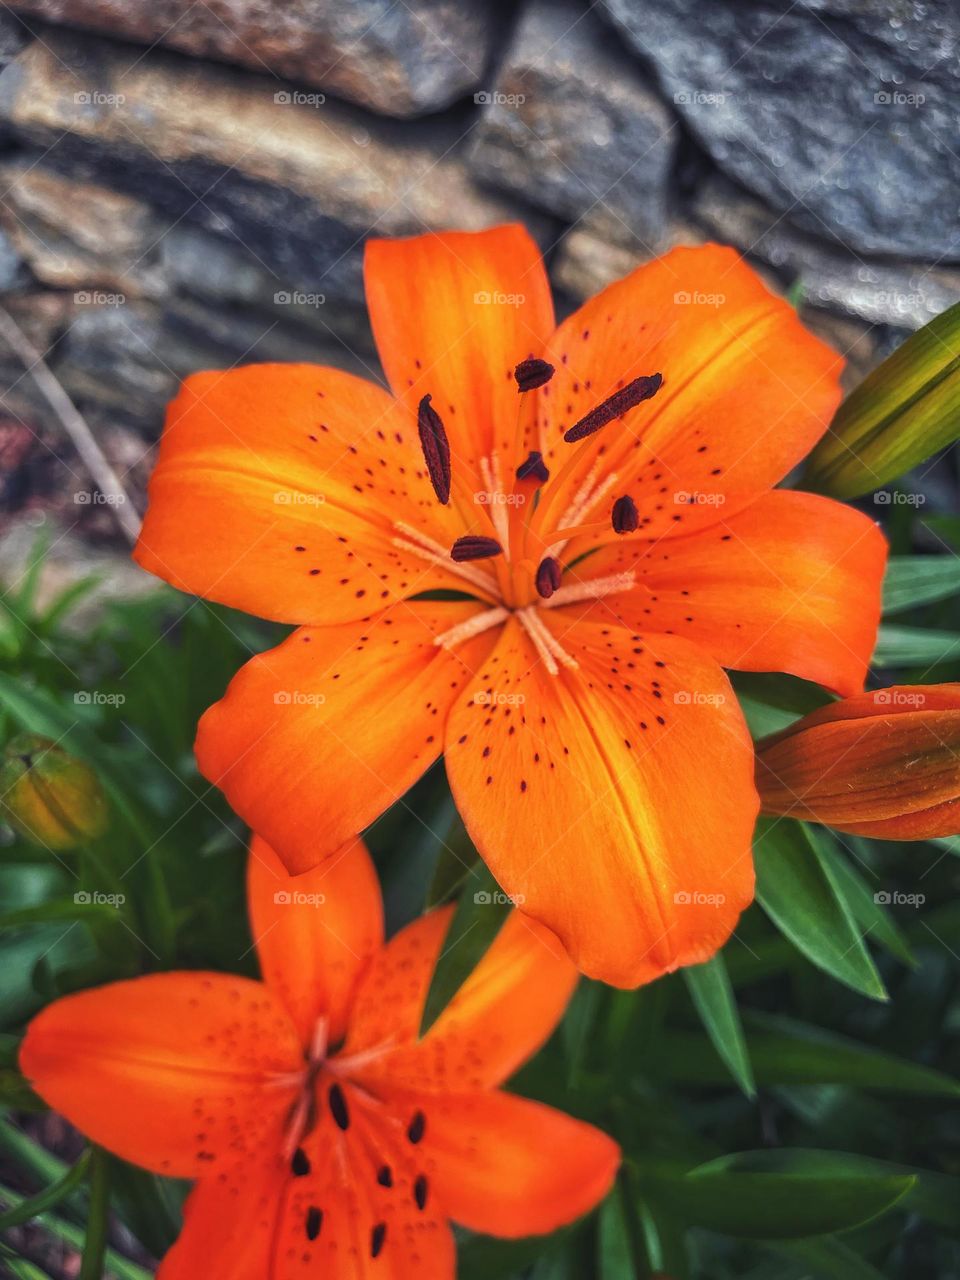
[79,1146,110,1280]
[419,862,511,1035]
[649,1011,960,1096]
[873,624,960,666]
[814,838,914,967]
[882,555,960,614]
[701,1148,958,1230]
[805,301,960,498]
[0,1150,91,1232]
[682,953,755,1097]
[773,1237,889,1280]
[754,819,887,1000]
[638,1151,913,1239]
[598,1183,636,1279]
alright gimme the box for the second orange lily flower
[133,226,887,986]
[21,837,617,1277]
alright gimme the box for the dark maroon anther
[514,357,555,392]
[612,495,639,534]
[371,1223,387,1258]
[407,1110,426,1144]
[418,394,451,504]
[451,535,503,562]
[516,450,550,484]
[564,373,663,443]
[328,1083,349,1130]
[535,556,562,599]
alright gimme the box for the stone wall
[0,0,957,553]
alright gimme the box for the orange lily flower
[756,684,960,838]
[133,226,886,986]
[20,836,618,1277]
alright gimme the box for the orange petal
[402,1088,619,1238]
[757,684,960,836]
[196,601,501,874]
[444,615,758,987]
[341,906,454,1061]
[534,244,843,543]
[365,226,555,480]
[158,1161,282,1280]
[577,491,886,696]
[345,911,577,1092]
[134,363,468,626]
[19,974,301,1177]
[161,1129,456,1279]
[248,834,383,1046]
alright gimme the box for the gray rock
[6,0,499,117]
[550,213,705,301]
[0,30,551,304]
[0,225,24,289]
[0,162,168,297]
[599,0,960,259]
[690,173,960,329]
[469,0,677,247]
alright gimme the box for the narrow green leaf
[79,1147,110,1280]
[598,1183,636,1279]
[773,1238,889,1280]
[882,555,960,614]
[648,1012,960,1096]
[0,1150,90,1232]
[419,862,511,1035]
[873,624,960,666]
[754,819,887,1000]
[683,954,755,1097]
[638,1157,913,1239]
[806,300,960,498]
[815,838,915,967]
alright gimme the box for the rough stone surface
[6,0,499,117]
[470,0,677,247]
[551,214,705,302]
[0,30,550,302]
[0,163,168,296]
[600,0,960,259]
[691,174,960,329]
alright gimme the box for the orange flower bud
[755,685,960,839]
[0,734,109,850]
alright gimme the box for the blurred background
[0,0,958,592]
[1,3,959,1278]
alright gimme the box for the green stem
[78,1147,109,1280]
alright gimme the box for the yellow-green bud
[0,734,109,850]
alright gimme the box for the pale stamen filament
[393,526,499,597]
[434,605,509,650]
[518,605,579,674]
[546,468,620,559]
[479,453,511,555]
[540,570,637,609]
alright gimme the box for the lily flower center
[392,366,663,671]
[278,1017,432,1262]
